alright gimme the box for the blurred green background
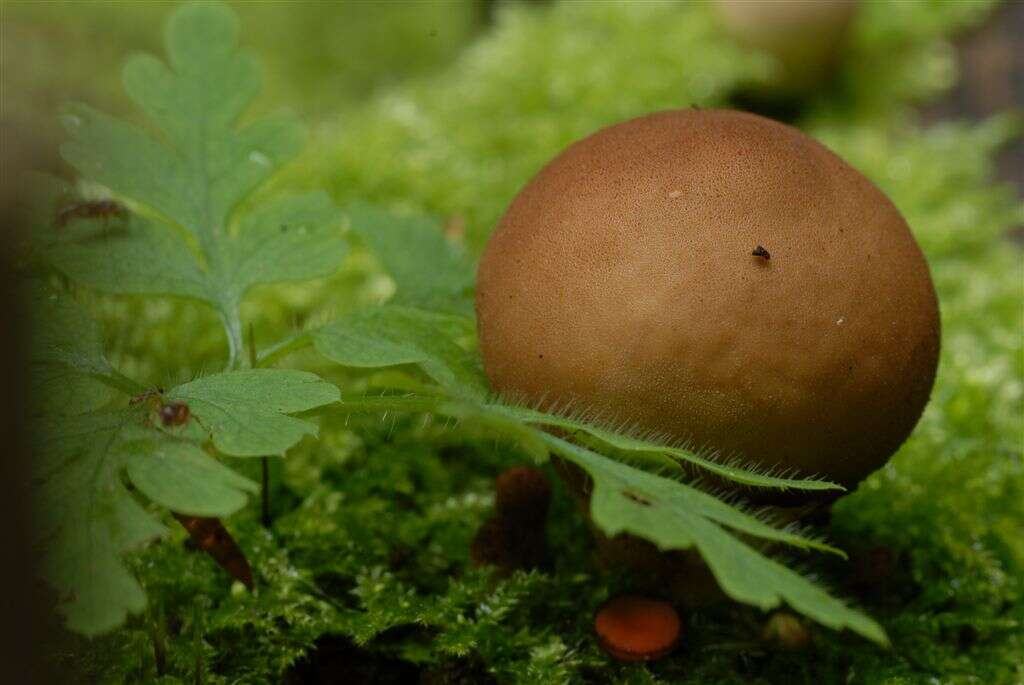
[2,1,485,171]
[6,1,1022,683]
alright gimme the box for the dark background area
[922,1,1023,194]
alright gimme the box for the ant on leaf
[131,388,194,429]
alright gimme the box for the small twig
[249,323,273,529]
[261,458,271,528]
[174,513,253,588]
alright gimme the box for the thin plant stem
[249,322,273,529]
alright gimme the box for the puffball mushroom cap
[476,109,940,494]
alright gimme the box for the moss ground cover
[30,1,1022,682]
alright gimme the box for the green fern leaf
[34,408,258,636]
[52,1,347,366]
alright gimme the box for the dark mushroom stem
[470,467,551,574]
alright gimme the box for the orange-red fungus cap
[594,595,681,662]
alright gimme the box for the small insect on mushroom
[594,595,681,662]
[751,244,771,260]
[56,199,128,228]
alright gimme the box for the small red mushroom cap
[594,595,681,662]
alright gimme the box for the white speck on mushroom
[668,189,682,199]
[836,317,845,325]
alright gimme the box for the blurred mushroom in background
[714,0,859,93]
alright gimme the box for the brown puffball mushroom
[714,0,859,91]
[476,109,940,498]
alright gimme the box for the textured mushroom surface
[476,109,940,491]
